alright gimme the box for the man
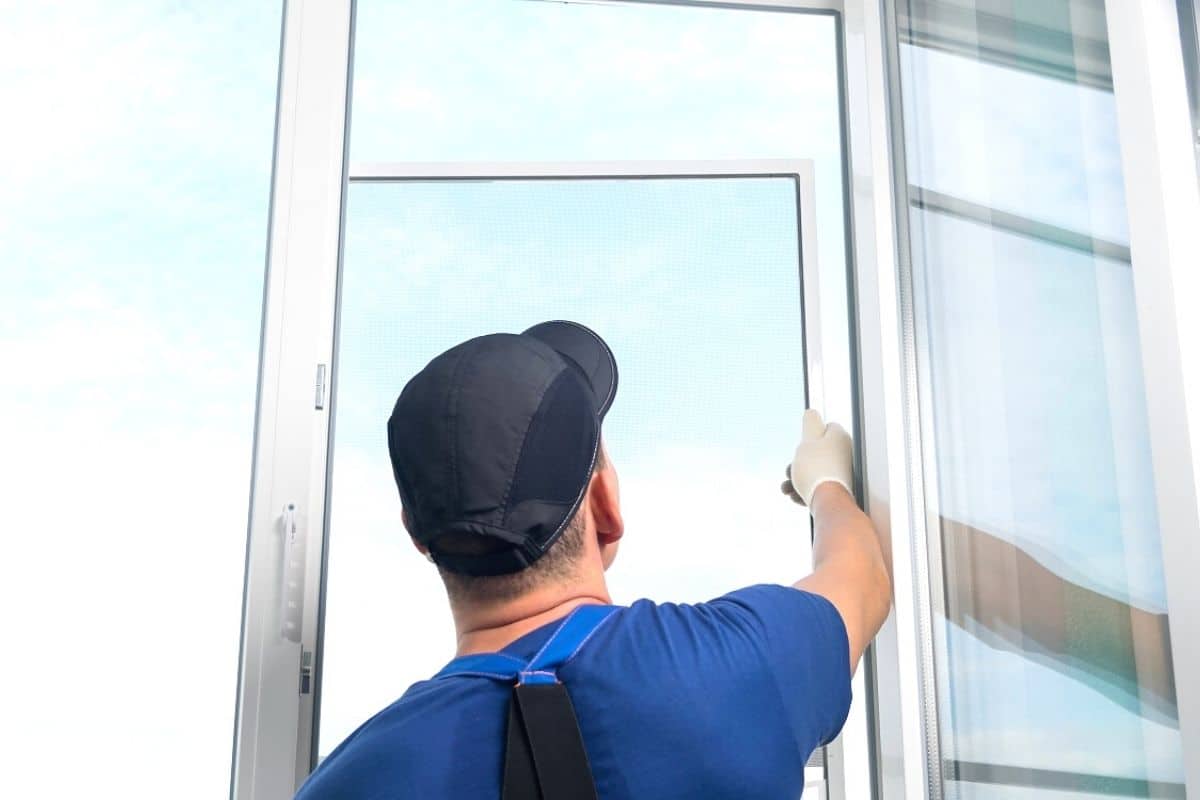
[295,321,892,799]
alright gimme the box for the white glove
[781,409,853,507]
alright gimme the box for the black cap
[387,321,618,576]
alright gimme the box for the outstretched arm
[796,484,892,673]
[785,410,892,673]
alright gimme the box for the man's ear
[588,465,624,546]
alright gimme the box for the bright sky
[0,2,280,797]
[322,176,821,750]
[0,0,1182,797]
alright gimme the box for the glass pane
[320,177,812,754]
[0,3,281,798]
[349,0,851,416]
[900,43,1128,246]
[352,0,838,163]
[895,0,1185,796]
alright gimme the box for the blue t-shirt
[296,584,851,799]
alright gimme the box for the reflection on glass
[0,3,281,797]
[895,0,1184,796]
[320,178,813,754]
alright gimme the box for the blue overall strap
[433,605,619,800]
[517,604,618,685]
[432,651,526,681]
[433,604,619,682]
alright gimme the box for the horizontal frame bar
[350,159,815,181]
[898,0,1114,91]
[946,760,1185,798]
[911,186,1133,262]
[521,0,843,14]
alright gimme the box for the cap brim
[522,320,618,419]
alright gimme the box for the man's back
[297,584,850,800]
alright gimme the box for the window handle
[279,503,305,642]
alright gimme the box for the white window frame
[230,1,1200,799]
[343,158,834,800]
[1106,2,1200,796]
[228,5,876,798]
[229,1,353,797]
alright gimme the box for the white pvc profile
[839,1,934,798]
[334,159,841,795]
[531,0,843,12]
[352,158,822,180]
[230,0,352,798]
[874,1,948,798]
[1107,0,1200,795]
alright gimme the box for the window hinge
[315,363,327,410]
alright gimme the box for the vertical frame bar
[876,0,949,798]
[1178,0,1200,180]
[839,0,934,798]
[230,1,353,797]
[1106,1,1200,796]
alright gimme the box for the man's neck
[452,581,612,656]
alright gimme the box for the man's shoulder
[571,583,840,672]
[609,583,834,637]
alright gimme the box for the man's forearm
[803,483,893,665]
[811,483,889,585]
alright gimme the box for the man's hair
[435,448,606,605]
